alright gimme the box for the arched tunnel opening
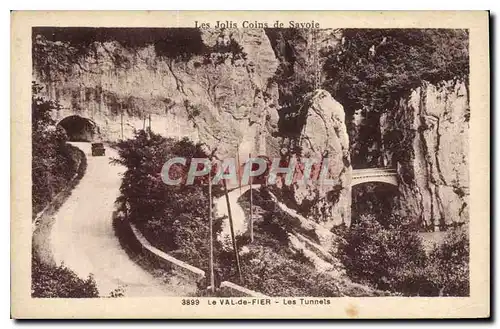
[351,182,400,228]
[57,115,98,142]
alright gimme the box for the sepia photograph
[11,10,490,319]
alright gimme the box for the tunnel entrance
[57,115,98,142]
[351,182,400,228]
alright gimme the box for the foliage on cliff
[33,27,206,64]
[322,29,468,168]
[323,29,469,113]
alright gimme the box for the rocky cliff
[380,80,470,228]
[280,90,352,228]
[33,28,280,160]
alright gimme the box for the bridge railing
[352,168,397,176]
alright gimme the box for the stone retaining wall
[128,222,267,297]
[128,223,206,281]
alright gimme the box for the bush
[232,248,340,297]
[338,215,470,296]
[426,228,470,296]
[339,215,427,295]
[31,256,99,298]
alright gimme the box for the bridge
[224,167,398,191]
[351,168,398,187]
[222,168,399,233]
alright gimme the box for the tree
[323,29,469,113]
[114,131,224,271]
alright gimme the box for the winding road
[215,185,261,244]
[49,142,185,297]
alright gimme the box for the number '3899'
[182,299,200,306]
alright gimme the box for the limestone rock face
[285,89,352,228]
[33,27,354,231]
[380,80,469,227]
[33,29,280,160]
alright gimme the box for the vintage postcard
[11,11,490,319]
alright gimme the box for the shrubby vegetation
[114,131,224,272]
[338,215,469,296]
[32,83,80,215]
[236,248,341,297]
[426,228,470,296]
[32,255,99,298]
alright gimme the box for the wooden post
[223,179,243,283]
[236,145,242,196]
[208,164,215,293]
[249,152,254,242]
[120,104,124,139]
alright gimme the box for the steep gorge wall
[380,80,469,228]
[33,28,280,160]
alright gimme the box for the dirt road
[50,142,189,297]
